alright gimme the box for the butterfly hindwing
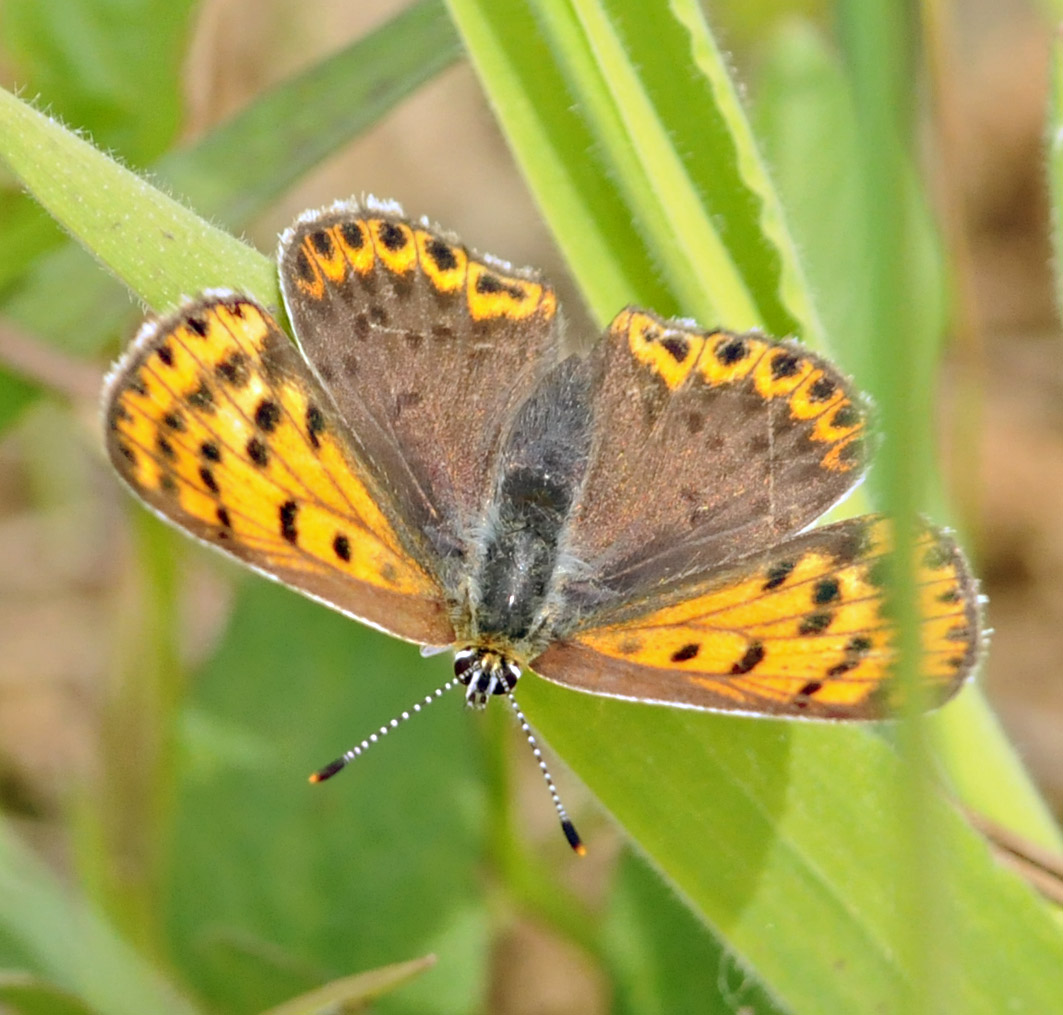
[532,517,980,718]
[103,292,453,646]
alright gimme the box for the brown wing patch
[559,309,870,599]
[103,293,452,646]
[532,517,981,719]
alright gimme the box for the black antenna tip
[309,757,346,783]
[562,818,586,856]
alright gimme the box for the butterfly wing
[278,198,563,591]
[532,517,981,718]
[103,293,453,646]
[560,309,869,601]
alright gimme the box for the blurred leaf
[157,0,461,229]
[166,581,489,1015]
[259,954,437,1015]
[0,0,199,295]
[0,194,66,296]
[752,21,870,361]
[0,820,201,1015]
[1048,24,1063,320]
[752,20,947,380]
[0,0,196,163]
[0,972,96,1015]
[0,369,37,430]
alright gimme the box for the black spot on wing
[670,643,701,663]
[333,534,351,561]
[799,612,834,635]
[279,500,299,544]
[730,642,765,675]
[247,437,269,469]
[763,561,794,591]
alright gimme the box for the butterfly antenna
[505,691,585,855]
[309,678,460,783]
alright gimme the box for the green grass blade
[0,973,97,1015]
[258,955,437,1015]
[0,820,202,1015]
[753,22,871,363]
[157,0,461,228]
[0,86,275,310]
[446,0,821,342]
[443,1,661,323]
[532,1,759,329]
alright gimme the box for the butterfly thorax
[453,355,594,689]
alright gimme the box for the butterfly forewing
[533,517,980,719]
[103,292,453,645]
[279,200,564,591]
[562,309,870,599]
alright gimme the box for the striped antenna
[309,678,459,782]
[309,677,585,855]
[505,691,585,855]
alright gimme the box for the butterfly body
[103,197,981,732]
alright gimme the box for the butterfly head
[453,646,521,709]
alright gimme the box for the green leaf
[0,86,276,312]
[519,677,1063,1015]
[604,850,787,1015]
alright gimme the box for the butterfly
[102,197,982,851]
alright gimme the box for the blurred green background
[1,1,1062,1013]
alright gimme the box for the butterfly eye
[453,647,521,707]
